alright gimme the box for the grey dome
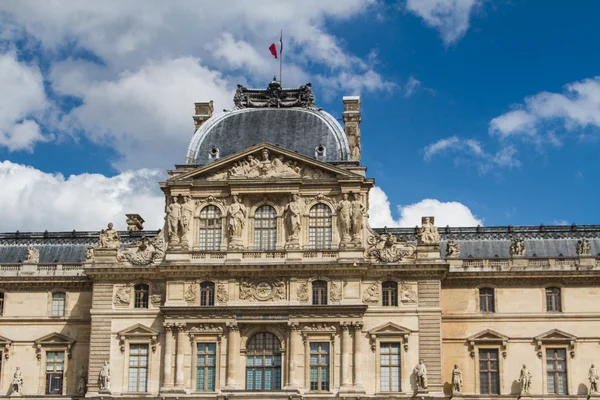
[185,107,350,165]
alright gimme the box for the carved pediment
[171,143,361,182]
[368,322,412,336]
[534,329,577,342]
[467,329,509,359]
[118,323,159,337]
[34,332,75,360]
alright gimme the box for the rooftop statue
[232,78,316,109]
[417,216,440,245]
[98,223,120,249]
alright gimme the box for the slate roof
[375,225,600,259]
[0,230,160,263]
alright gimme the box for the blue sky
[0,0,599,231]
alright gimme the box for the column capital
[340,321,352,331]
[174,323,187,332]
[352,321,363,331]
[287,322,300,331]
[227,322,240,332]
[163,322,173,332]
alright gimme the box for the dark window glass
[134,284,149,309]
[547,348,568,395]
[309,204,332,249]
[312,280,328,305]
[0,292,4,316]
[200,282,215,306]
[310,342,330,391]
[199,206,222,251]
[479,349,500,394]
[382,282,398,306]
[546,287,562,312]
[196,343,216,391]
[479,288,495,313]
[45,351,65,394]
[245,333,281,391]
[254,205,277,250]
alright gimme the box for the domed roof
[185,80,350,165]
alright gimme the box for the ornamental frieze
[240,278,286,301]
[367,233,416,262]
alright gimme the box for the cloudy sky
[1,1,598,231]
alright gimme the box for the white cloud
[0,161,165,232]
[405,0,480,45]
[0,51,51,151]
[404,76,421,97]
[369,186,482,228]
[489,76,600,138]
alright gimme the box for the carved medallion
[256,282,272,299]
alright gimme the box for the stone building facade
[0,79,599,400]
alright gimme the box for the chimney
[193,101,214,133]
[342,96,361,161]
[125,214,145,231]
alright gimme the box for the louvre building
[1,79,600,400]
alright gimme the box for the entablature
[161,304,367,320]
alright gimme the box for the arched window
[199,206,222,251]
[312,280,328,305]
[254,205,277,250]
[51,292,66,316]
[134,284,149,309]
[546,287,562,312]
[382,281,398,306]
[309,204,332,249]
[200,282,215,306]
[245,333,281,391]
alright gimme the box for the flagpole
[279,29,283,87]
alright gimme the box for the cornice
[161,304,368,319]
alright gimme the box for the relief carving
[227,195,246,250]
[85,246,95,261]
[99,222,120,249]
[117,234,166,266]
[577,238,591,256]
[240,279,253,300]
[113,285,131,305]
[510,237,526,257]
[151,283,165,305]
[362,282,379,303]
[330,281,342,302]
[417,216,440,245]
[189,324,224,334]
[302,323,337,332]
[446,240,460,258]
[367,233,416,262]
[184,283,197,302]
[216,283,228,303]
[400,281,417,304]
[297,281,309,302]
[239,278,286,301]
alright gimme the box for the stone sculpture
[590,364,599,394]
[367,233,416,262]
[446,240,460,258]
[184,283,197,302]
[510,238,526,257]
[414,359,428,390]
[24,247,39,264]
[113,285,131,305]
[179,195,195,247]
[227,149,301,179]
[99,361,110,390]
[350,193,365,244]
[577,238,592,256]
[77,365,87,394]
[417,216,440,245]
[518,364,532,395]
[12,367,23,394]
[98,223,120,249]
[297,281,309,302]
[338,193,352,244]
[85,246,95,261]
[166,196,181,246]
[216,283,228,303]
[284,194,303,248]
[227,195,246,249]
[362,282,379,303]
[330,281,342,302]
[117,234,166,266]
[452,364,463,393]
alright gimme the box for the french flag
[269,32,282,59]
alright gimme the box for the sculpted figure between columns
[227,195,246,250]
[339,192,364,248]
[284,194,303,249]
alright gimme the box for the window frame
[190,328,223,392]
[308,203,332,250]
[379,342,401,392]
[478,348,500,395]
[200,281,215,306]
[545,348,568,395]
[309,341,330,391]
[545,287,562,312]
[312,280,328,305]
[45,350,65,395]
[0,292,4,316]
[254,205,278,251]
[478,287,495,313]
[128,343,150,392]
[50,292,66,317]
[134,283,149,309]
[382,281,398,307]
[198,205,223,251]
[196,342,217,391]
[244,332,282,391]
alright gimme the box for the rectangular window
[51,292,66,317]
[196,343,216,391]
[479,349,500,394]
[547,348,568,395]
[546,288,562,312]
[128,344,149,392]
[479,288,495,313]
[380,342,401,392]
[310,342,330,391]
[45,351,65,395]
[0,292,4,316]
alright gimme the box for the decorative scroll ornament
[188,324,224,334]
[367,233,416,262]
[239,278,286,301]
[24,247,39,264]
[510,237,526,257]
[446,240,460,258]
[117,233,166,266]
[297,281,309,302]
[417,216,440,245]
[362,282,379,303]
[216,283,228,303]
[233,79,316,110]
[113,285,131,305]
[577,238,591,256]
[98,222,121,249]
[302,323,337,332]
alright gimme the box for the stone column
[352,322,365,392]
[224,322,241,389]
[340,322,352,388]
[286,322,300,390]
[174,324,186,390]
[161,323,174,390]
